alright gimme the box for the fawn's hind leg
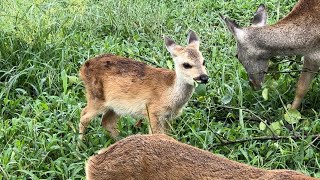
[79,103,104,140]
[101,109,120,139]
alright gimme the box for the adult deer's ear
[251,4,267,27]
[220,14,242,36]
[187,30,199,49]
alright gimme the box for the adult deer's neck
[248,21,318,56]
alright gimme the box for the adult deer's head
[221,4,271,90]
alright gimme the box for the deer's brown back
[278,0,320,24]
[86,134,316,180]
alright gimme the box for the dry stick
[210,105,320,149]
[206,125,228,143]
[305,135,320,150]
[209,134,320,149]
[214,131,228,143]
[266,68,319,75]
[214,104,277,136]
[137,55,160,67]
[272,59,300,65]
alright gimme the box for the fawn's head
[164,30,208,85]
[221,4,271,90]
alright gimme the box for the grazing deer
[221,0,320,109]
[85,134,316,180]
[79,30,208,140]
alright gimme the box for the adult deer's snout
[248,73,264,90]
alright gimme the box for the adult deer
[79,30,208,140]
[221,0,320,109]
[85,134,316,180]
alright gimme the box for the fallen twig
[214,104,277,136]
[208,134,320,149]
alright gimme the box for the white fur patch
[106,99,147,117]
[235,28,246,42]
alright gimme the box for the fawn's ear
[164,35,178,56]
[187,30,199,49]
[251,4,267,27]
[220,14,242,36]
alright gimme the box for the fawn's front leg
[147,112,170,134]
[79,100,105,140]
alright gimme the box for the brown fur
[222,0,320,109]
[80,54,175,100]
[78,31,208,139]
[85,134,317,180]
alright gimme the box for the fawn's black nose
[199,74,209,84]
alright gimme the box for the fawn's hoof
[79,133,85,141]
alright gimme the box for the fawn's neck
[169,73,194,110]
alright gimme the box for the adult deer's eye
[202,61,205,65]
[183,63,192,69]
[235,54,238,58]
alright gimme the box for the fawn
[85,134,316,180]
[221,0,320,109]
[79,30,208,140]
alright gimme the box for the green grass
[1,0,319,179]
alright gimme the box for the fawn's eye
[235,54,238,59]
[183,63,192,69]
[202,61,205,65]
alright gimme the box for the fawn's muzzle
[194,74,209,84]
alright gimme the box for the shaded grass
[0,0,319,179]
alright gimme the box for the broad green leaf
[133,33,139,41]
[302,119,311,131]
[305,148,314,159]
[221,95,232,104]
[259,122,266,131]
[273,142,279,149]
[67,75,79,84]
[284,109,301,124]
[174,26,182,32]
[195,84,206,96]
[40,102,49,110]
[268,60,280,79]
[270,121,281,135]
[265,79,278,90]
[262,88,268,100]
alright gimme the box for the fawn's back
[80,54,176,116]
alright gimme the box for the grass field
[1,0,319,179]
